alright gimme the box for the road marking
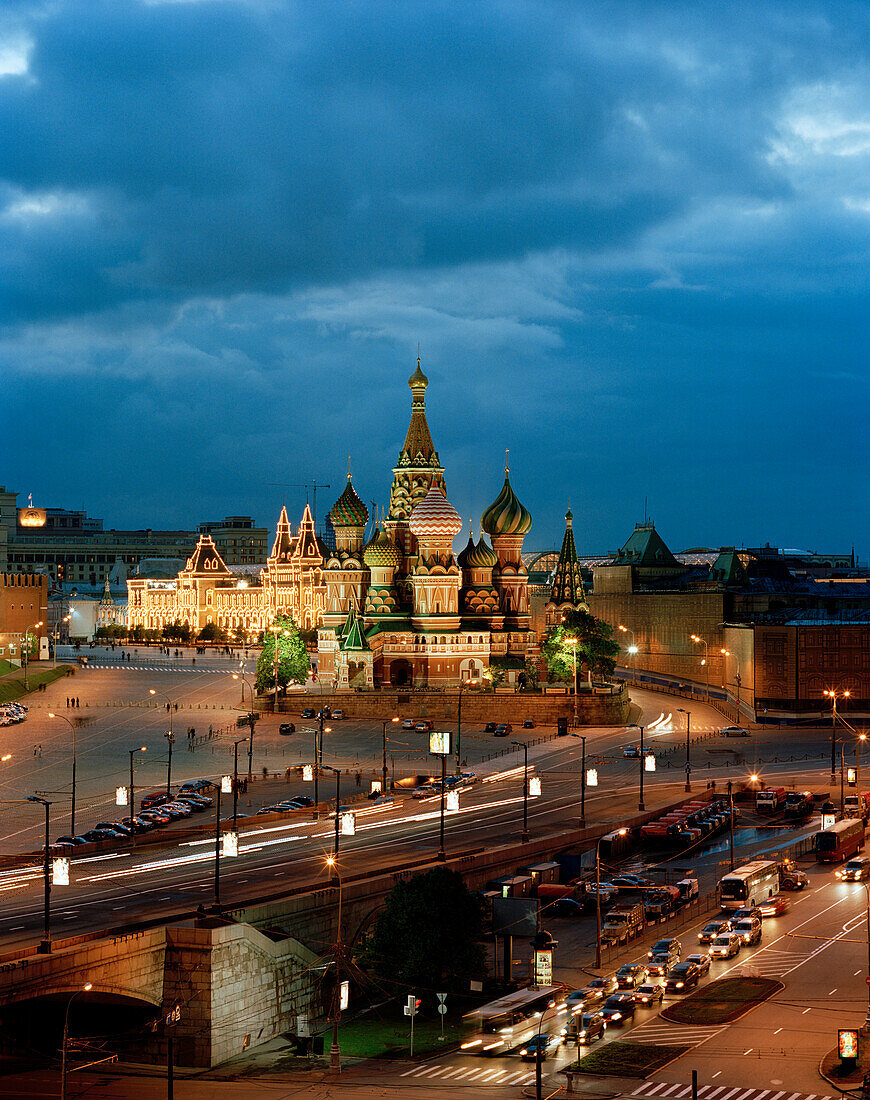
[712,1073,722,1080]
[855,970,862,976]
[774,1028,783,1035]
[803,1008,811,1014]
[828,989,837,995]
[744,1049,753,1055]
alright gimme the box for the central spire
[399,356,437,465]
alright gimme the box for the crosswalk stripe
[634,1086,660,1096]
[661,1086,686,1096]
[502,1071,526,1084]
[719,1089,743,1100]
[420,1067,446,1077]
[520,1074,538,1084]
[754,1090,771,1100]
[400,1066,419,1076]
[481,1069,506,1081]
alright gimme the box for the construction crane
[267,481,332,530]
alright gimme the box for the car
[584,976,618,1000]
[402,718,415,730]
[55,835,88,846]
[611,875,648,890]
[519,1033,560,1061]
[484,722,497,733]
[632,982,664,1007]
[121,816,156,833]
[732,905,761,922]
[664,962,700,994]
[81,828,124,842]
[758,895,790,918]
[710,932,741,959]
[412,783,440,799]
[685,953,712,976]
[414,720,433,732]
[623,745,642,758]
[563,1011,605,1045]
[318,708,332,720]
[600,993,637,1026]
[278,723,296,735]
[494,724,512,737]
[138,810,172,826]
[548,898,586,919]
[176,796,211,812]
[289,795,314,807]
[523,720,535,729]
[838,856,870,882]
[698,919,732,944]
[94,820,133,837]
[178,779,213,795]
[158,803,191,819]
[301,708,316,719]
[720,726,750,737]
[140,791,172,810]
[331,710,345,720]
[647,938,681,974]
[271,799,307,811]
[585,883,617,904]
[616,963,649,989]
[566,989,593,1009]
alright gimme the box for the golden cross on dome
[505,448,510,474]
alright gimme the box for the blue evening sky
[1,1,868,558]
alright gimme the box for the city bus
[717,860,780,910]
[460,985,567,1055]
[815,818,865,863]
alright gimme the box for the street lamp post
[437,751,448,861]
[533,999,558,1100]
[232,673,257,781]
[825,689,851,782]
[571,733,587,827]
[27,796,52,952]
[382,716,399,793]
[48,712,77,835]
[455,677,478,773]
[727,779,735,871]
[212,782,223,910]
[618,625,636,684]
[596,828,627,968]
[691,635,709,701]
[148,689,174,793]
[511,741,530,842]
[629,723,645,810]
[321,765,342,861]
[21,620,43,691]
[233,737,247,828]
[678,708,691,792]
[325,856,344,1071]
[60,982,93,1100]
[128,746,147,820]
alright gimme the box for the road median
[661,976,782,1025]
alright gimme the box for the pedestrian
[66,697,70,708]
[355,771,361,788]
[33,746,37,757]
[76,697,80,708]
[208,724,213,736]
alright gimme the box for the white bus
[718,860,780,910]
[460,985,566,1055]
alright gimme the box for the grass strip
[0,667,71,703]
[568,1040,690,1077]
[661,977,781,1025]
[331,1015,471,1059]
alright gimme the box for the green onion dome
[329,475,369,528]
[481,471,532,537]
[458,527,498,569]
[363,527,400,570]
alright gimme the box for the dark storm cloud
[1,0,869,554]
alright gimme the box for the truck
[644,886,680,919]
[676,878,700,904]
[845,792,870,822]
[756,787,786,814]
[601,903,645,944]
[783,790,814,821]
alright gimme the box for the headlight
[676,982,684,988]
[519,1049,527,1056]
[578,1030,587,1037]
[612,1012,621,1020]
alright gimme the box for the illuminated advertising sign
[848,768,857,787]
[822,812,836,829]
[303,764,314,782]
[370,780,382,794]
[221,774,232,794]
[529,776,542,797]
[340,812,356,836]
[534,949,553,987]
[446,790,460,813]
[839,1028,859,1059]
[222,831,239,857]
[429,729,452,756]
[340,980,350,1011]
[586,768,598,787]
[645,754,656,772]
[52,857,69,886]
[115,786,128,806]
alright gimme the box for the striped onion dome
[458,528,498,569]
[481,471,532,538]
[363,527,400,570]
[329,475,368,528]
[408,482,463,541]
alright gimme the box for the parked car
[548,898,586,919]
[159,803,191,820]
[710,932,741,959]
[685,953,712,976]
[140,791,171,810]
[122,816,156,833]
[484,722,497,733]
[616,963,649,989]
[81,828,123,842]
[178,779,213,795]
[720,726,750,737]
[301,708,316,719]
[138,810,172,826]
[331,710,345,720]
[278,723,296,735]
[585,883,617,904]
[95,820,133,837]
[55,835,88,847]
[563,1011,605,1045]
[176,795,211,812]
[664,962,700,994]
[632,982,664,1007]
[600,993,636,1026]
[290,795,314,807]
[610,874,648,890]
[759,895,790,917]
[698,919,732,944]
[623,745,642,757]
[402,718,415,730]
[647,938,681,974]
[519,1033,560,1061]
[494,724,512,737]
[523,720,535,729]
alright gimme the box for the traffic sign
[437,993,447,1004]
[438,1005,447,1015]
[685,762,692,772]
[865,977,870,986]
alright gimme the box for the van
[733,916,762,946]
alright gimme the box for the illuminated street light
[618,625,637,684]
[825,688,851,781]
[596,828,628,967]
[48,711,78,835]
[511,740,530,843]
[456,676,479,774]
[382,716,400,794]
[324,856,344,1072]
[149,689,175,793]
[22,621,43,690]
[690,635,709,700]
[26,795,54,953]
[128,746,147,821]
[677,708,692,792]
[60,981,92,1100]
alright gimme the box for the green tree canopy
[197,622,226,643]
[541,609,621,686]
[255,615,310,695]
[358,867,485,997]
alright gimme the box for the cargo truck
[601,902,645,944]
[756,787,786,814]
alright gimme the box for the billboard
[430,729,452,755]
[839,1028,859,1059]
[492,896,538,938]
[534,949,553,986]
[222,830,239,857]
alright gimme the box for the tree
[541,609,620,686]
[255,615,310,695]
[197,622,226,643]
[357,867,485,996]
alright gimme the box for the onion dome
[363,527,400,570]
[408,481,463,541]
[481,469,532,538]
[458,527,498,569]
[329,475,368,528]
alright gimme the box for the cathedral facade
[127,364,537,688]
